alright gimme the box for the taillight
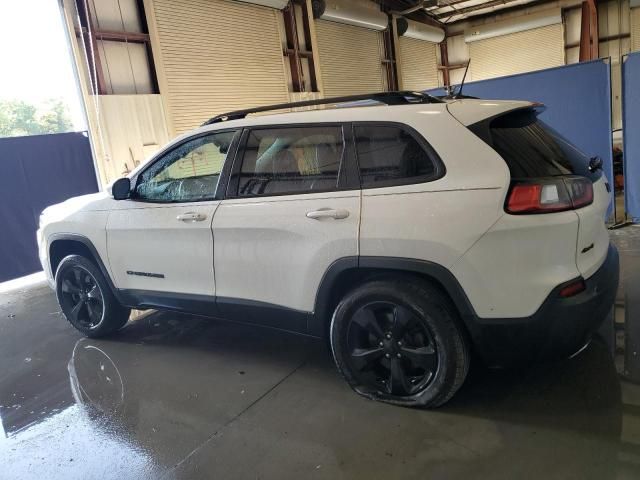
[564,176,594,208]
[506,176,593,214]
[559,278,586,298]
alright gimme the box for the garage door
[398,36,438,90]
[151,0,289,134]
[315,20,386,97]
[632,8,640,52]
[468,24,564,81]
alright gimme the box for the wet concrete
[2,228,640,479]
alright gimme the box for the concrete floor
[2,229,640,479]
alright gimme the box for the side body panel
[575,177,611,278]
[105,201,219,296]
[451,210,581,318]
[213,191,360,313]
[358,109,513,315]
[39,192,116,285]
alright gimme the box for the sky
[0,0,86,130]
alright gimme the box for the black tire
[55,254,130,338]
[330,278,469,408]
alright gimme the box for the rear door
[211,124,360,333]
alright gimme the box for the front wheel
[330,278,470,408]
[55,255,130,338]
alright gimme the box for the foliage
[0,99,74,138]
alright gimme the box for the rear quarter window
[469,109,600,181]
[354,124,443,188]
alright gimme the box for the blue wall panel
[428,60,613,192]
[0,132,98,282]
[622,52,640,222]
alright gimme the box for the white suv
[37,92,618,407]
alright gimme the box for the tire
[55,254,130,338]
[330,278,469,408]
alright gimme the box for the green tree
[0,98,73,138]
[39,99,73,134]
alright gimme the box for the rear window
[470,109,600,181]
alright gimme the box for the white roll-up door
[150,0,289,134]
[398,37,438,90]
[468,24,564,81]
[632,8,640,52]
[315,20,386,97]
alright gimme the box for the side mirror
[112,177,131,200]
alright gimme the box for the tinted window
[135,130,237,202]
[472,109,599,180]
[355,125,438,188]
[237,126,343,197]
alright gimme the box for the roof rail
[201,91,443,126]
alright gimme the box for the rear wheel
[55,255,130,337]
[330,278,469,408]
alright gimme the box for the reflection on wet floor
[1,227,640,479]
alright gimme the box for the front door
[106,130,239,297]
[212,124,360,332]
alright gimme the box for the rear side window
[237,126,343,197]
[354,125,441,188]
[471,109,599,180]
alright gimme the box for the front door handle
[306,208,350,220]
[177,212,207,222]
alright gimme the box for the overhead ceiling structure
[376,0,546,24]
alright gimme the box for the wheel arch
[49,234,120,300]
[311,256,481,343]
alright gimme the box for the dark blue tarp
[428,60,613,205]
[0,132,98,282]
[622,52,640,222]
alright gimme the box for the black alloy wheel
[58,266,105,329]
[330,279,470,408]
[347,301,438,396]
[56,255,131,338]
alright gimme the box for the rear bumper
[472,243,619,367]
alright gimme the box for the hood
[40,191,112,225]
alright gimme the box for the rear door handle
[177,212,207,222]
[306,208,350,220]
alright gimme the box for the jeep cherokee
[37,92,619,407]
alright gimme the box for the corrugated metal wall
[98,95,170,182]
[150,0,289,134]
[315,20,385,97]
[469,24,564,80]
[62,0,171,187]
[632,8,640,51]
[598,0,632,131]
[398,37,438,90]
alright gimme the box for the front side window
[237,126,343,197]
[354,125,439,188]
[135,130,237,202]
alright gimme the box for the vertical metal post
[440,40,450,89]
[57,0,103,190]
[283,2,304,92]
[299,0,318,92]
[579,0,599,62]
[382,16,399,91]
